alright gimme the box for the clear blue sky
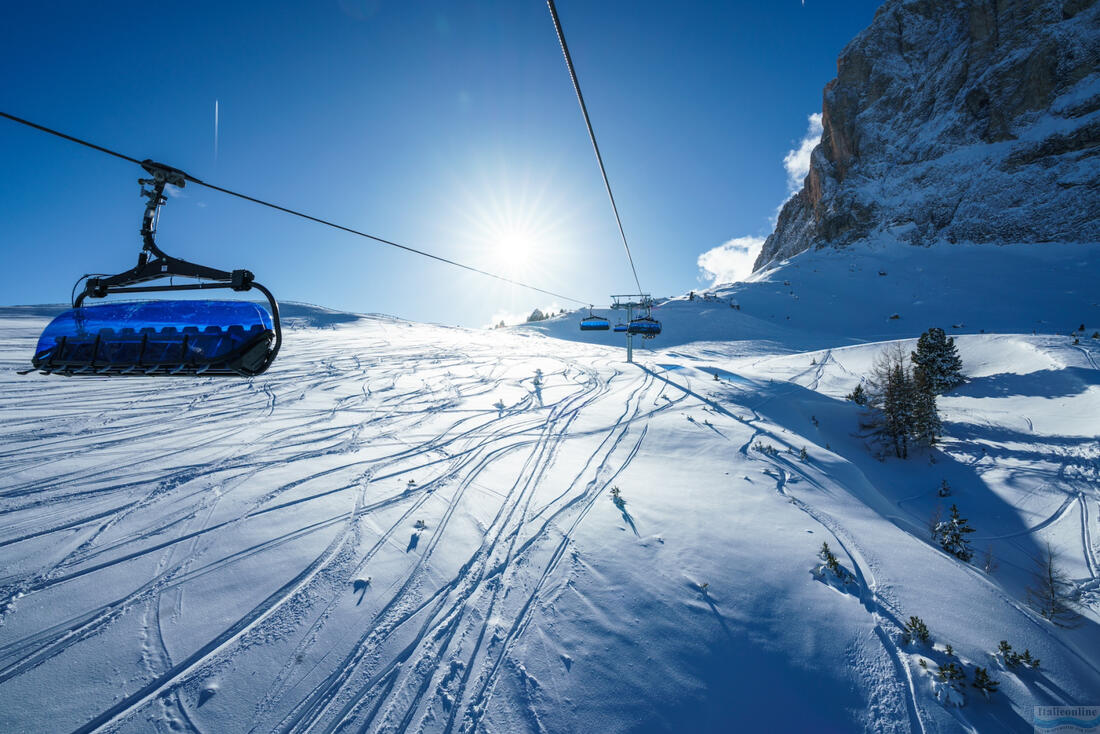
[0,0,882,327]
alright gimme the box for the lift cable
[546,0,643,296]
[0,110,589,306]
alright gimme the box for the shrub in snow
[901,616,931,646]
[1027,541,1081,627]
[981,545,998,574]
[1092,331,1099,339]
[414,519,428,530]
[971,667,999,698]
[933,504,975,562]
[928,505,943,540]
[799,447,809,462]
[609,486,626,510]
[911,327,965,393]
[938,479,951,497]
[944,644,955,657]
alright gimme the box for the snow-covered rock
[755,0,1100,269]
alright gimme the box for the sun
[491,224,536,275]
[446,159,578,288]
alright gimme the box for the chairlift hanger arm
[77,161,255,306]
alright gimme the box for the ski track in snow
[0,318,682,733]
[1,303,1099,733]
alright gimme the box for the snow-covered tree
[1027,541,1080,627]
[526,309,548,323]
[911,327,964,393]
[934,504,975,562]
[820,542,842,576]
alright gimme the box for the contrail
[214,99,219,162]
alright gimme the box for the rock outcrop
[755,0,1100,270]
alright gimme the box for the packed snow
[1,240,1098,733]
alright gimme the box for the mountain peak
[755,0,1100,270]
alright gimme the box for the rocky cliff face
[754,0,1100,270]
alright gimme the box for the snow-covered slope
[529,238,1100,353]
[1,247,1098,732]
[756,0,1100,269]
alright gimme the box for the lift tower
[610,294,652,364]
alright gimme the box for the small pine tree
[799,446,809,462]
[609,485,625,509]
[1027,541,1080,627]
[1019,649,1039,669]
[938,479,952,497]
[820,542,842,576]
[934,504,976,562]
[998,640,1016,666]
[912,327,965,393]
[944,644,955,657]
[846,383,867,405]
[902,616,931,645]
[971,667,999,697]
[936,661,965,682]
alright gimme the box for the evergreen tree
[971,667,1000,697]
[1027,541,1080,627]
[911,327,964,393]
[934,504,976,562]
[846,383,867,405]
[911,368,942,448]
[1019,649,1039,669]
[820,542,842,576]
[902,615,930,645]
[935,661,964,682]
[998,640,1016,666]
[882,363,913,458]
